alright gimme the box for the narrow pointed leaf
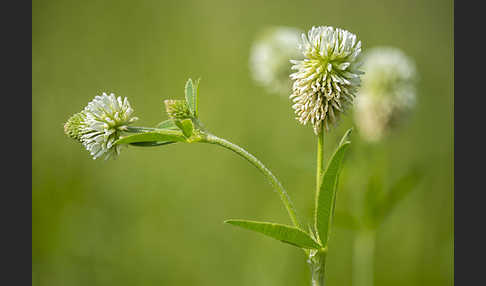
[193,78,200,117]
[185,78,196,116]
[155,119,179,130]
[338,128,353,146]
[225,219,321,249]
[115,130,186,145]
[129,141,176,147]
[175,119,194,138]
[315,129,352,246]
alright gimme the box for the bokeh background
[32,0,453,285]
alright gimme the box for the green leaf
[225,219,321,249]
[129,141,176,147]
[155,119,179,130]
[376,168,422,224]
[315,129,352,246]
[193,78,200,118]
[115,130,186,145]
[174,119,194,138]
[338,128,353,146]
[185,78,196,117]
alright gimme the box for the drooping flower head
[290,26,363,134]
[353,47,417,142]
[64,93,138,160]
[249,26,303,95]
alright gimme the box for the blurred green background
[32,0,453,285]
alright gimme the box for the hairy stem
[314,126,325,236]
[308,249,327,286]
[201,133,303,229]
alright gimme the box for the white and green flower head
[290,26,363,134]
[64,93,138,160]
[354,46,417,142]
[249,26,303,95]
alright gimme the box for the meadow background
[32,0,453,285]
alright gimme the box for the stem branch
[201,133,303,229]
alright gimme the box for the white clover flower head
[249,26,303,95]
[354,46,417,142]
[64,93,138,160]
[290,26,363,134]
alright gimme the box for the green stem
[316,126,325,199]
[201,133,303,229]
[310,125,327,286]
[352,229,376,286]
[308,249,327,286]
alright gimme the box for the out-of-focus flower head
[249,26,303,95]
[354,46,417,142]
[64,93,138,160]
[290,26,363,134]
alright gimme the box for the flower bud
[164,99,192,120]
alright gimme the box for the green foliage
[315,129,352,246]
[193,78,200,117]
[129,141,176,147]
[115,130,186,145]
[337,167,422,230]
[185,78,199,118]
[225,219,321,249]
[175,119,194,138]
[155,119,179,130]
